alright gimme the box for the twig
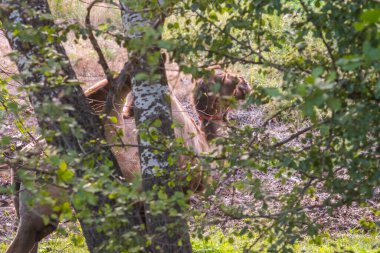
[194,10,260,60]
[0,99,39,144]
[0,164,9,170]
[299,0,339,76]
[262,102,299,129]
[248,101,300,146]
[271,124,314,148]
[85,0,115,113]
[204,49,263,65]
[11,165,55,176]
[78,0,119,9]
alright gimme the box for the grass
[294,234,380,253]
[193,231,380,253]
[48,0,122,27]
[1,229,379,253]
[0,239,88,253]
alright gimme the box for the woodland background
[0,0,379,252]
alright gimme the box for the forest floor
[0,30,378,247]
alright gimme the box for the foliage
[165,0,380,251]
[0,0,379,252]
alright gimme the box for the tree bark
[0,1,137,252]
[120,2,192,252]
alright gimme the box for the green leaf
[49,155,60,167]
[312,67,323,78]
[1,136,10,145]
[158,190,167,200]
[157,40,174,50]
[134,73,148,81]
[153,119,162,128]
[353,22,365,31]
[7,102,18,112]
[326,97,341,111]
[108,192,118,199]
[375,80,380,99]
[209,12,218,21]
[337,56,362,71]
[264,87,281,97]
[42,215,50,226]
[305,76,315,84]
[60,160,67,171]
[167,155,174,166]
[109,116,118,124]
[363,41,380,61]
[361,9,380,24]
[57,160,74,183]
[211,82,221,93]
[296,84,308,96]
[98,23,110,32]
[319,125,330,136]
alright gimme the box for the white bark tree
[120,1,192,252]
[0,1,141,252]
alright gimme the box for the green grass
[192,231,380,253]
[2,230,379,253]
[0,229,88,253]
[0,241,88,253]
[48,0,122,27]
[295,234,380,253]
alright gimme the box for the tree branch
[299,0,339,76]
[271,124,314,148]
[85,0,116,114]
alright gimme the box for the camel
[124,68,252,140]
[193,69,251,140]
[6,77,210,253]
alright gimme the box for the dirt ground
[0,30,378,246]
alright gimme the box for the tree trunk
[120,2,192,253]
[0,1,137,252]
